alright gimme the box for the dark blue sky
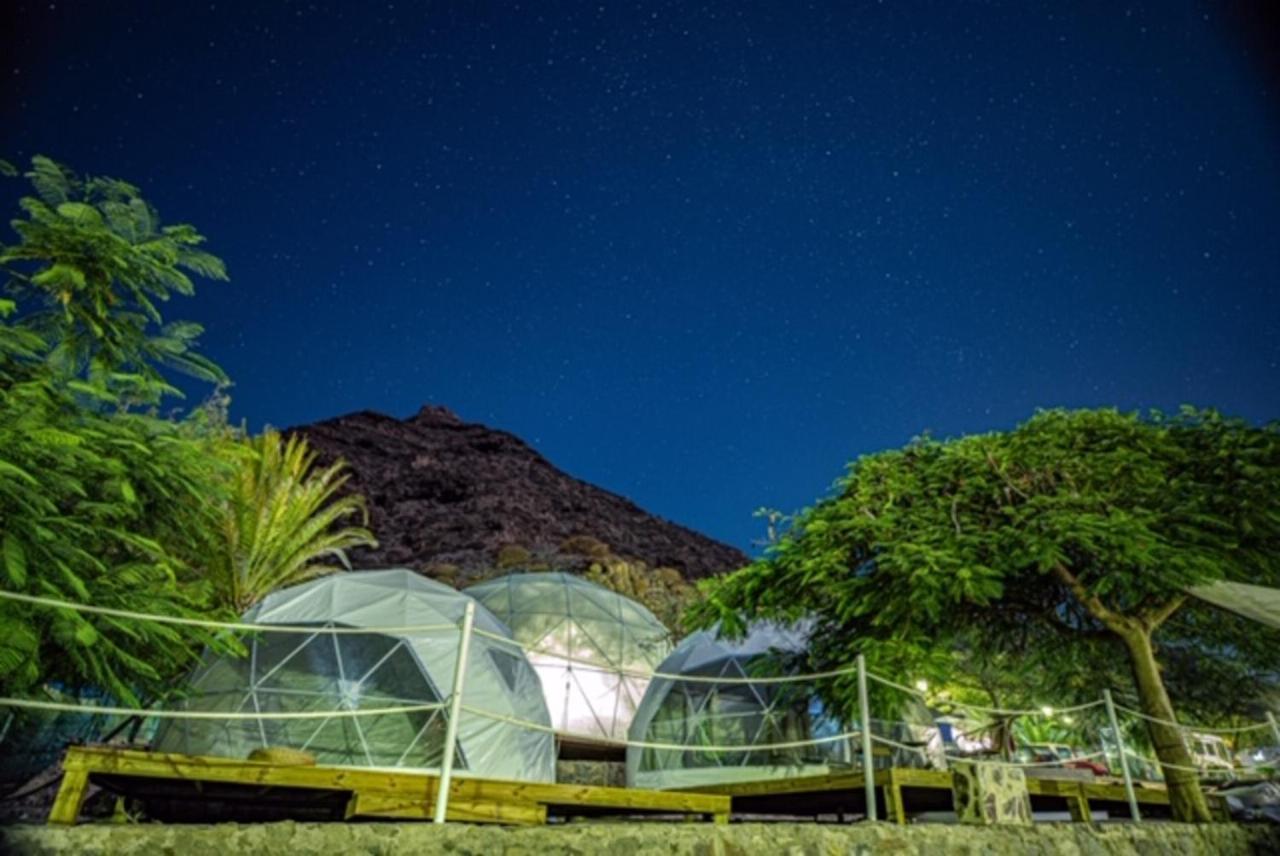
[4,2,1278,552]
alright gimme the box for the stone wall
[4,821,1278,856]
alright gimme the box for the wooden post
[1267,711,1280,750]
[1066,783,1093,823]
[433,601,476,824]
[857,653,876,822]
[48,767,89,825]
[883,769,907,825]
[1103,689,1141,823]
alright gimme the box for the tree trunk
[1119,627,1213,823]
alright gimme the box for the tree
[207,430,377,613]
[693,408,1280,822]
[0,157,238,704]
[1,155,226,399]
[0,157,381,711]
[0,309,238,706]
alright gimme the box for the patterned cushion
[952,761,1033,825]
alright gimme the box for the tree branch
[985,452,1029,500]
[1046,609,1111,641]
[1051,562,1127,633]
[1142,594,1187,631]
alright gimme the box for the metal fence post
[433,601,476,824]
[857,653,877,822]
[1103,688,1141,823]
[1267,711,1280,750]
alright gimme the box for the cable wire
[866,672,1106,717]
[870,733,1107,769]
[0,697,446,721]
[1113,703,1276,734]
[0,590,458,635]
[473,626,862,685]
[459,703,864,753]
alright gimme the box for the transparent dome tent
[627,621,939,790]
[154,569,555,782]
[466,572,673,744]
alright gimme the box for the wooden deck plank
[676,770,865,798]
[676,765,1179,825]
[457,778,727,816]
[55,747,1184,828]
[52,746,729,825]
[1083,781,1170,805]
[883,769,907,825]
[47,768,89,826]
[347,791,546,825]
[63,746,426,795]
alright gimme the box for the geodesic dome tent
[466,572,673,743]
[627,621,940,790]
[154,569,555,783]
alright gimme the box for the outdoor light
[1041,706,1055,717]
[914,679,929,693]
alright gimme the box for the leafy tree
[0,157,238,704]
[207,430,376,613]
[0,157,382,716]
[0,309,236,705]
[1,156,226,399]
[693,408,1280,822]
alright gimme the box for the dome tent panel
[627,620,935,791]
[467,571,674,743]
[154,569,555,783]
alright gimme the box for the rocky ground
[5,820,1278,855]
[289,405,748,585]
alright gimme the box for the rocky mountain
[287,405,748,584]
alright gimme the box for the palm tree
[211,430,377,612]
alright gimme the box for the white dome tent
[153,569,555,783]
[626,621,939,791]
[626,620,850,790]
[466,572,673,744]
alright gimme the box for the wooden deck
[679,766,1187,823]
[49,746,730,826]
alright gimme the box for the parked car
[1186,732,1236,780]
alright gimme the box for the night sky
[3,2,1278,552]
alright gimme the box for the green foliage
[206,430,377,613]
[585,557,699,639]
[0,346,237,704]
[696,408,1279,694]
[559,534,613,560]
[0,156,239,705]
[496,543,533,569]
[0,156,385,718]
[0,156,226,399]
[695,408,1280,820]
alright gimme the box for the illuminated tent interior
[153,569,555,783]
[466,571,673,745]
[626,621,940,791]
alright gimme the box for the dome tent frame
[625,622,940,791]
[155,569,555,783]
[626,621,858,790]
[467,571,673,744]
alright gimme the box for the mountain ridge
[287,405,749,583]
